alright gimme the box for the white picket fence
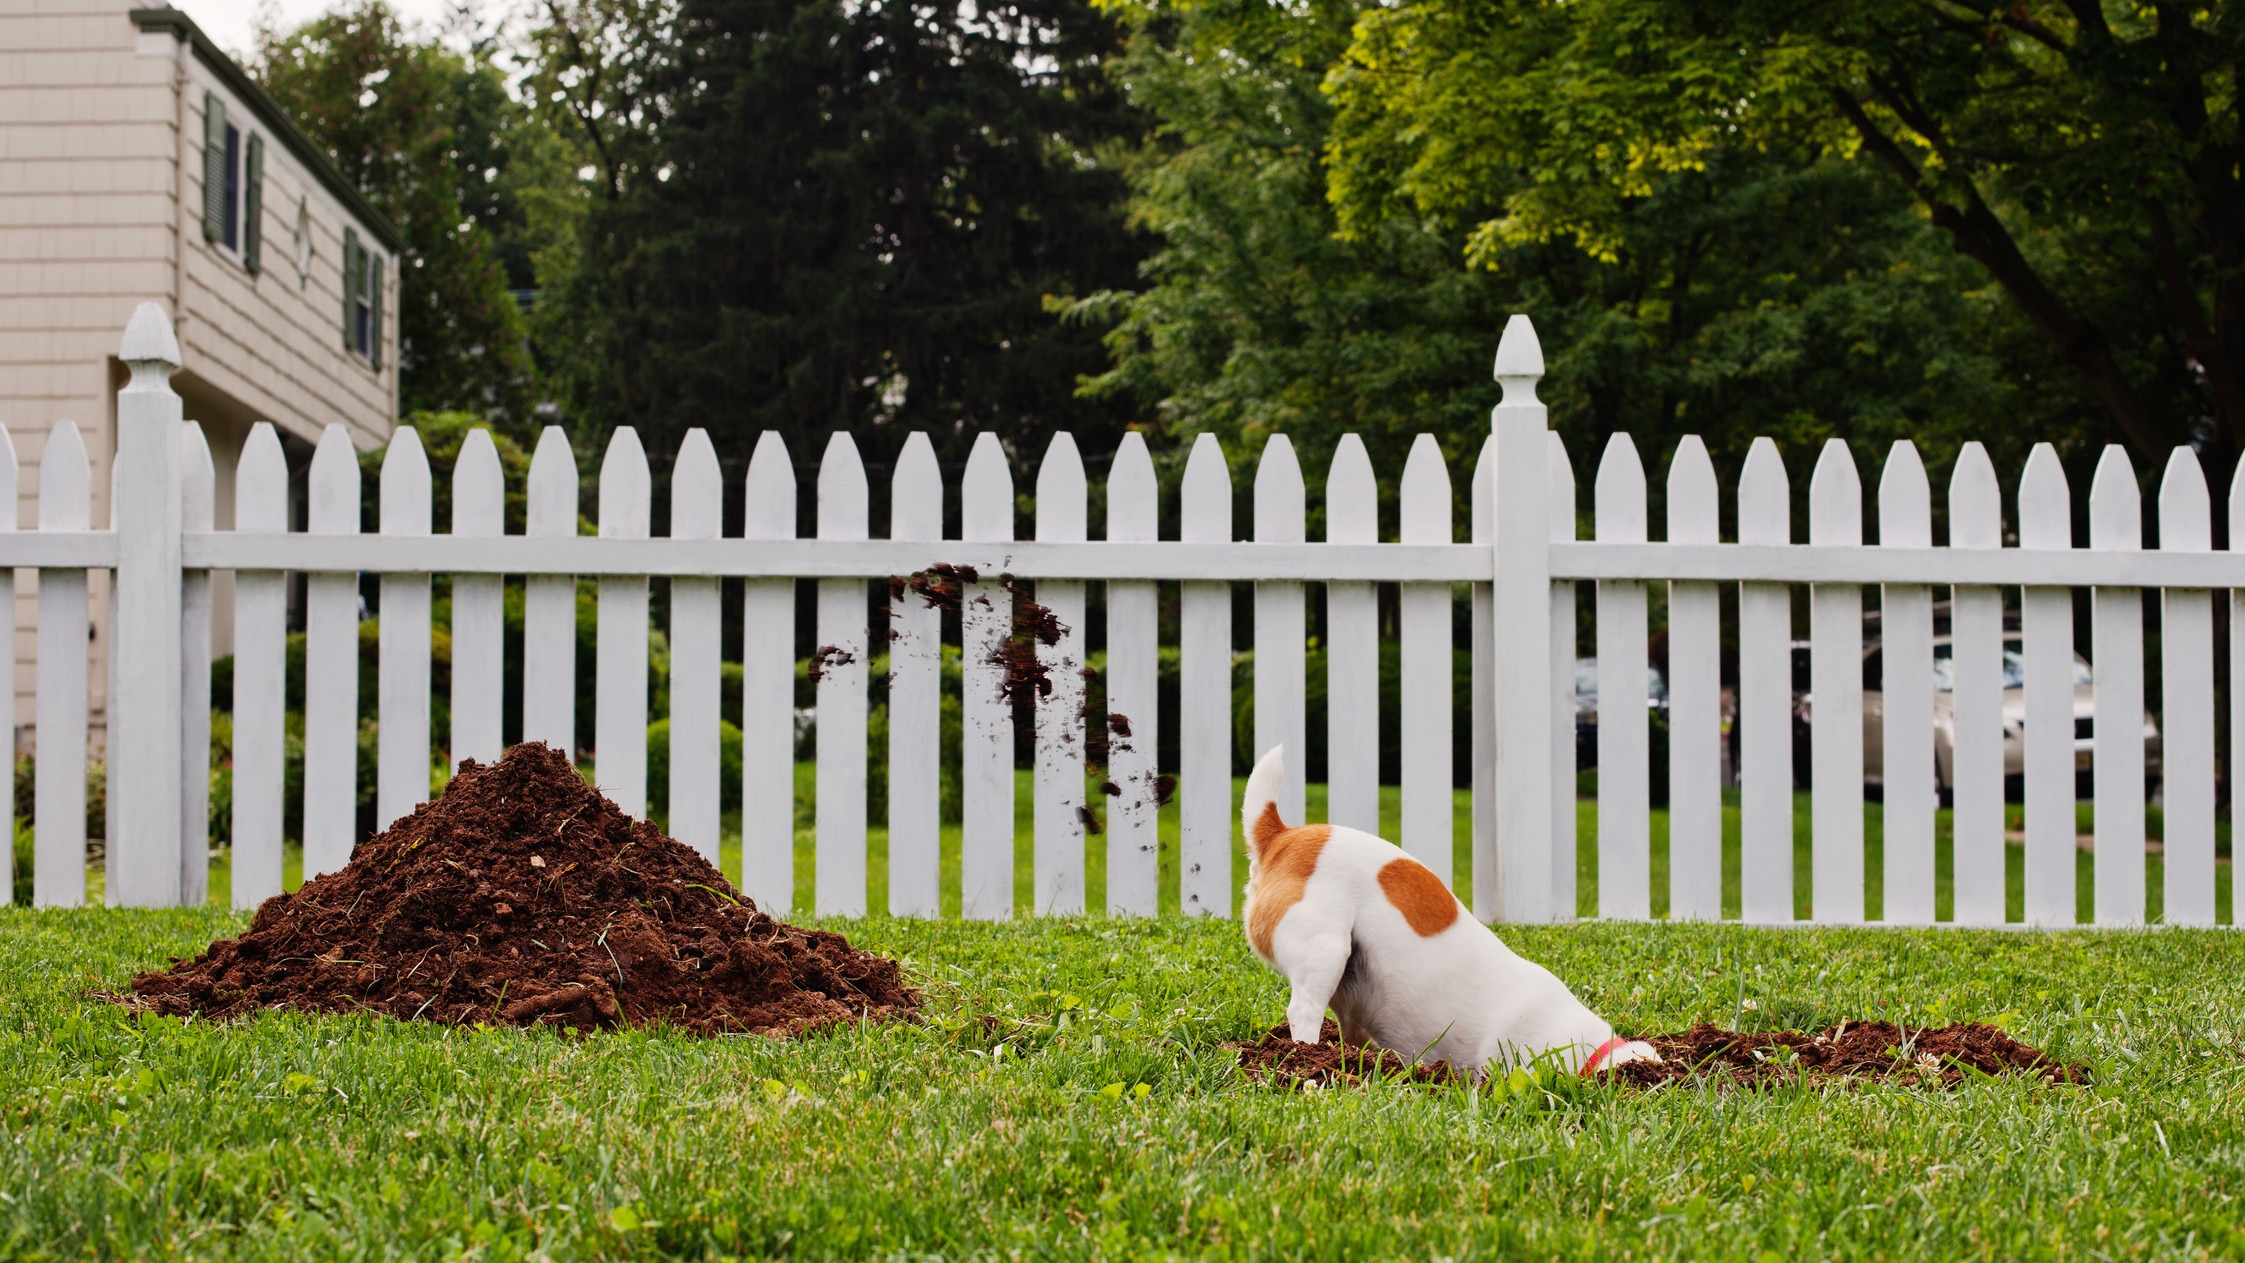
[4,305,2236,927]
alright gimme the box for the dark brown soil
[1233,1018,2087,1091]
[126,743,917,1036]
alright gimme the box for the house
[0,0,401,749]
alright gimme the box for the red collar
[1580,1035,1630,1076]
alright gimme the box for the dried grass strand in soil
[124,743,917,1036]
[1233,1019,2086,1090]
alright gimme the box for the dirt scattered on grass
[1233,1019,2087,1091]
[125,743,917,1036]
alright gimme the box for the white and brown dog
[1241,746,1659,1078]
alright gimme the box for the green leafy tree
[524,0,1147,475]
[258,1,544,432]
[1324,0,2244,476]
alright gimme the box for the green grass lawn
[3,906,2242,1259]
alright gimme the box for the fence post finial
[1494,314,1544,405]
[119,301,181,387]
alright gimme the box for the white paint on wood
[1034,433,1089,915]
[1471,434,1496,919]
[1665,435,1720,920]
[2231,455,2245,928]
[1808,439,1864,923]
[1877,441,1935,924]
[34,422,89,907]
[110,303,185,906]
[1105,432,1160,915]
[376,426,432,832]
[0,428,14,901]
[230,422,288,907]
[1324,433,1379,837]
[1737,437,1792,923]
[740,431,798,911]
[2017,443,2075,926]
[814,432,870,917]
[449,429,505,769]
[1948,443,2006,925]
[669,429,724,866]
[1547,432,1576,919]
[1181,433,1234,917]
[887,432,943,916]
[1400,435,1455,885]
[1593,432,1648,918]
[961,432,1015,919]
[302,424,362,881]
[2158,446,2214,927]
[523,427,580,756]
[595,428,652,820]
[2088,446,2144,926]
[180,422,214,907]
[1254,435,1307,829]
[1489,316,1554,922]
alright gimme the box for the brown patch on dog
[1246,825,1330,960]
[1250,801,1288,852]
[1378,857,1458,936]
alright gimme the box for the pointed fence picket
[1105,433,1161,916]
[25,304,2245,932]
[888,432,943,917]
[377,426,431,832]
[669,429,724,867]
[1035,434,1088,916]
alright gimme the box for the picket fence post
[960,432,1014,920]
[1665,435,1720,921]
[1489,316,1553,923]
[111,302,184,906]
[300,426,360,880]
[522,427,579,757]
[888,431,943,916]
[180,422,214,907]
[739,431,796,912]
[1948,443,2006,925]
[1593,433,1648,919]
[2159,448,2215,927]
[1736,437,1791,923]
[2088,446,2144,926]
[596,429,652,821]
[1470,436,1495,920]
[1878,441,1935,925]
[377,426,431,832]
[814,432,868,917]
[450,429,506,771]
[1179,433,1232,917]
[0,426,14,903]
[231,423,287,907]
[34,422,89,907]
[669,428,724,867]
[1325,435,1379,838]
[1254,436,1306,827]
[1034,433,1088,915]
[1104,432,1161,915]
[1400,435,1454,885]
[1546,432,1576,920]
[1808,439,1863,924]
[2018,443,2074,926]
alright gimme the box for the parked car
[1793,617,2161,801]
[1572,656,1668,778]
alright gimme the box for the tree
[523,0,1147,479]
[258,1,544,432]
[1323,0,2244,478]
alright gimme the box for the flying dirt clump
[126,743,917,1035]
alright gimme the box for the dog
[1240,746,1660,1078]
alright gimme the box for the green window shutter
[342,228,361,349]
[201,93,227,242]
[369,252,384,371]
[242,135,264,274]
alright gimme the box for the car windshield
[1930,641,2093,691]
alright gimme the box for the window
[221,123,240,249]
[200,93,264,273]
[342,228,383,370]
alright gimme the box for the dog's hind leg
[1278,923,1351,1044]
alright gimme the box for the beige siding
[0,0,399,743]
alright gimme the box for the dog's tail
[1242,745,1288,853]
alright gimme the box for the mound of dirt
[127,743,916,1036]
[1232,1018,2086,1091]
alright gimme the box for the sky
[171,0,476,62]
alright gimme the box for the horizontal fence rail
[3,303,2235,932]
